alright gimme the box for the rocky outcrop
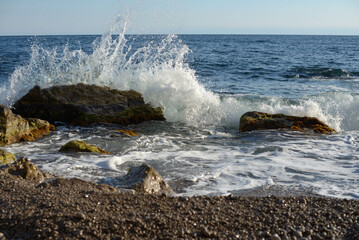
[13,84,165,126]
[239,111,336,134]
[0,150,16,165]
[59,140,110,154]
[1,158,45,182]
[115,164,174,195]
[0,105,55,146]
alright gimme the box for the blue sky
[0,0,358,35]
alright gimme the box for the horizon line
[1,33,359,37]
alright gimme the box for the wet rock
[115,129,138,136]
[116,164,174,194]
[13,84,165,126]
[1,158,45,182]
[239,111,335,134]
[0,106,55,146]
[59,140,110,154]
[0,150,16,165]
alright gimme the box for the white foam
[1,17,358,132]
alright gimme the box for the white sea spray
[1,17,358,131]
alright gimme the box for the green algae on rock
[59,140,110,155]
[0,150,16,165]
[1,158,45,182]
[115,129,138,136]
[0,105,55,146]
[239,111,336,134]
[13,84,165,126]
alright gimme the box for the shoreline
[1,173,358,240]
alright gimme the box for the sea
[1,21,358,199]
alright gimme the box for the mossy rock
[0,150,16,165]
[115,129,138,136]
[59,140,110,154]
[239,111,336,134]
[0,106,55,146]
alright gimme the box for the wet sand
[0,173,358,240]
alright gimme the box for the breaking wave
[0,18,358,131]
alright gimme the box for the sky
[0,0,359,35]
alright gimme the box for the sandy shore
[0,173,358,240]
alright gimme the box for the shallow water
[1,20,358,198]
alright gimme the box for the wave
[285,67,359,80]
[0,18,358,132]
[221,92,359,131]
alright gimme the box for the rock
[13,84,165,126]
[271,234,281,240]
[0,105,55,146]
[74,212,86,220]
[200,226,213,238]
[239,111,335,134]
[115,129,138,136]
[116,164,174,195]
[0,150,16,165]
[1,158,45,182]
[59,140,110,154]
[293,230,303,238]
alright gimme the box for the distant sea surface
[1,31,358,198]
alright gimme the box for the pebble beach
[1,173,358,240]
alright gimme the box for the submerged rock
[239,111,336,134]
[13,83,165,126]
[1,158,45,182]
[0,105,55,146]
[115,129,138,136]
[116,164,174,195]
[0,150,16,165]
[59,140,110,154]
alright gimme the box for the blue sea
[1,21,358,198]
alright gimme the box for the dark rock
[1,158,45,182]
[13,84,165,126]
[0,150,16,165]
[0,105,55,146]
[59,140,110,154]
[239,111,336,134]
[115,164,174,195]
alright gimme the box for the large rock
[13,84,165,126]
[239,111,336,134]
[59,140,110,154]
[115,164,174,195]
[0,150,16,165]
[1,158,45,182]
[0,105,55,146]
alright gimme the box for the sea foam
[1,17,358,131]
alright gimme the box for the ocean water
[1,22,358,198]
